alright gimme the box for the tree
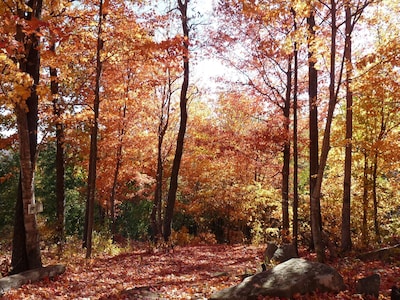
[214,0,296,236]
[11,0,43,273]
[151,68,175,241]
[309,0,372,261]
[83,0,106,258]
[282,55,292,234]
[353,52,400,245]
[163,0,190,242]
[108,90,127,241]
[341,0,353,253]
[291,7,299,254]
[47,11,66,246]
[307,2,320,255]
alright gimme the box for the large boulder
[210,258,345,300]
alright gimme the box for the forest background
[1,0,400,285]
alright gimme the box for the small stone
[356,273,380,298]
[263,242,278,263]
[271,243,298,263]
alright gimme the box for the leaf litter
[1,244,399,299]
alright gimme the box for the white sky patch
[190,0,242,91]
[193,0,215,14]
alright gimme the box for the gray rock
[264,242,298,264]
[356,273,380,298]
[209,258,345,300]
[271,243,298,263]
[263,242,278,263]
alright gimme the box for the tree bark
[372,151,380,244]
[11,0,43,274]
[291,7,299,255]
[281,56,292,234]
[362,152,369,246]
[307,10,319,202]
[14,106,42,272]
[310,0,338,262]
[341,2,353,253]
[50,44,66,248]
[372,107,387,244]
[163,0,190,242]
[307,6,320,253]
[83,0,105,258]
[151,74,172,241]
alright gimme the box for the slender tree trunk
[110,101,126,241]
[84,0,105,258]
[151,108,167,240]
[362,152,369,246]
[152,138,165,241]
[281,56,292,234]
[109,153,120,240]
[281,143,290,233]
[341,2,353,252]
[310,0,338,262]
[151,148,164,240]
[109,67,131,240]
[151,72,172,241]
[163,0,189,242]
[50,45,65,249]
[307,6,320,252]
[11,0,43,274]
[307,9,319,200]
[372,151,380,244]
[372,107,387,244]
[48,0,65,252]
[292,8,299,255]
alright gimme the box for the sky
[190,0,239,92]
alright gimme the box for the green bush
[0,150,19,234]
[65,189,86,236]
[116,200,152,240]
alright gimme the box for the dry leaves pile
[1,244,399,299]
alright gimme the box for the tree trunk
[372,150,380,244]
[151,71,172,241]
[310,0,338,262]
[362,152,369,246]
[110,99,127,241]
[281,56,292,234]
[307,7,320,252]
[163,0,190,242]
[341,2,353,253]
[84,0,105,258]
[14,107,42,272]
[292,8,299,255]
[11,0,43,274]
[50,46,66,249]
[109,66,134,240]
[151,146,164,240]
[372,107,386,245]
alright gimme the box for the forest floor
[1,241,399,299]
